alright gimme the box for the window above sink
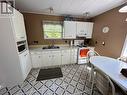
[43,21,63,39]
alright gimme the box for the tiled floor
[0,64,102,95]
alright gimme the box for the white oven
[78,47,89,64]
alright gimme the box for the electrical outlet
[102,42,105,46]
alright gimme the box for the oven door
[78,48,89,64]
[17,41,27,53]
[79,48,89,58]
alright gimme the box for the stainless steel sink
[42,46,60,49]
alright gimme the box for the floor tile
[3,92,10,95]
[66,85,75,94]
[0,88,7,95]
[38,85,48,94]
[70,80,77,87]
[9,85,20,94]
[60,81,68,89]
[55,79,62,85]
[50,83,59,92]
[13,90,24,95]
[45,80,53,87]
[77,83,85,91]
[55,87,64,95]
[44,89,54,95]
[22,83,32,92]
[0,64,102,95]
[25,87,37,95]
[64,77,71,83]
[34,82,43,90]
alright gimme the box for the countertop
[29,45,95,52]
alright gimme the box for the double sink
[42,45,60,50]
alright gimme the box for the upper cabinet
[63,21,94,39]
[76,22,94,38]
[12,9,26,42]
[63,21,77,39]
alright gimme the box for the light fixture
[49,7,54,14]
[119,5,127,13]
[83,12,90,20]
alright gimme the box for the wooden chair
[91,68,115,95]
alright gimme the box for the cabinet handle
[24,54,27,56]
[20,37,25,39]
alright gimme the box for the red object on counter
[80,49,89,57]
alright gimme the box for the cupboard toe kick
[30,49,78,68]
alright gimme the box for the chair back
[117,56,127,63]
[87,50,100,57]
[87,50,100,63]
[93,69,115,95]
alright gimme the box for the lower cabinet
[51,51,61,66]
[19,50,32,80]
[30,48,78,68]
[61,50,71,65]
[70,48,78,64]
[42,51,61,66]
[31,52,42,68]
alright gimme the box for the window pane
[43,21,62,39]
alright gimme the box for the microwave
[17,41,27,54]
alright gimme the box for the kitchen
[0,0,127,95]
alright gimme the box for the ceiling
[15,0,126,18]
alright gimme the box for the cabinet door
[12,10,26,41]
[76,22,87,37]
[42,51,52,67]
[25,51,32,76]
[70,49,78,64]
[19,51,31,80]
[63,21,76,39]
[85,22,94,38]
[31,53,42,68]
[52,51,61,66]
[61,50,70,65]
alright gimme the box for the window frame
[121,34,127,57]
[43,20,63,39]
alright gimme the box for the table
[90,56,127,93]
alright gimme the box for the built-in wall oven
[17,41,27,54]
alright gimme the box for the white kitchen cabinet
[19,50,32,80]
[63,21,76,39]
[76,22,87,37]
[61,50,71,65]
[52,51,61,66]
[70,48,78,64]
[31,52,42,68]
[31,51,62,68]
[85,22,94,38]
[76,22,94,38]
[12,9,26,42]
[42,51,61,66]
[42,51,52,67]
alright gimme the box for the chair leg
[90,70,95,95]
[89,65,94,82]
